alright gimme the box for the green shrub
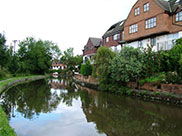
[92,46,116,91]
[49,69,58,74]
[164,71,182,84]
[110,46,146,83]
[0,67,11,80]
[139,73,165,86]
[80,61,92,76]
[169,38,182,75]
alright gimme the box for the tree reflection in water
[77,85,182,136]
[0,79,62,120]
[1,78,182,136]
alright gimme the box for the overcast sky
[0,0,137,55]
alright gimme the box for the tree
[0,33,8,68]
[6,46,19,75]
[61,48,82,75]
[17,37,61,74]
[80,61,92,76]
[169,38,182,76]
[110,46,146,83]
[92,46,116,91]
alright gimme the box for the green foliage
[143,44,161,76]
[158,50,172,72]
[0,33,8,68]
[110,46,146,83]
[0,67,11,80]
[164,71,182,84]
[169,38,182,76]
[0,107,17,136]
[139,73,165,86]
[17,37,61,74]
[61,48,82,75]
[49,69,59,74]
[92,46,116,91]
[153,91,161,96]
[80,61,92,76]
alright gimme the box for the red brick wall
[103,35,121,48]
[83,39,98,56]
[124,0,171,42]
[169,8,182,33]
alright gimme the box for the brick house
[102,20,125,52]
[83,37,102,63]
[52,60,66,70]
[118,0,182,51]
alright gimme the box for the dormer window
[113,34,120,40]
[144,3,149,12]
[176,11,182,22]
[106,37,109,43]
[135,7,140,16]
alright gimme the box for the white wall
[123,32,181,51]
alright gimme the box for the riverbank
[74,74,182,105]
[0,75,48,136]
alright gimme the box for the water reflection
[1,78,182,136]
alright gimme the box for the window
[135,7,140,16]
[151,38,156,46]
[106,37,109,43]
[138,41,143,48]
[85,47,88,51]
[129,24,138,34]
[146,17,156,29]
[144,3,149,12]
[113,34,120,40]
[90,46,94,50]
[176,11,182,22]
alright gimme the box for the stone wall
[1,76,47,93]
[73,74,99,90]
[127,82,182,95]
[74,74,98,85]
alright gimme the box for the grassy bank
[0,75,47,136]
[0,106,16,136]
[0,75,47,93]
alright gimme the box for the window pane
[180,14,182,21]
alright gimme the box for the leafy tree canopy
[17,37,61,74]
[110,46,146,83]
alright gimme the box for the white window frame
[113,34,120,40]
[129,24,138,34]
[135,7,140,16]
[146,17,156,29]
[106,37,109,43]
[144,3,149,12]
[176,11,182,22]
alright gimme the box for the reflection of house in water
[48,79,68,96]
[48,79,68,89]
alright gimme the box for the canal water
[1,78,182,136]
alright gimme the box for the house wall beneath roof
[103,34,121,48]
[83,39,98,56]
[124,0,170,42]
[123,32,181,51]
[83,53,96,64]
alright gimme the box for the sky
[0,0,137,55]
